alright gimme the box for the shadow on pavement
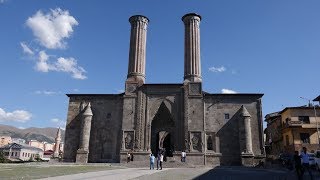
[192,166,296,180]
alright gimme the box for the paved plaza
[40,166,320,180]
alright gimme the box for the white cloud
[221,89,237,94]
[26,8,78,49]
[35,90,60,95]
[34,51,87,79]
[209,66,226,73]
[0,0,7,4]
[51,118,60,123]
[55,57,87,79]
[20,42,34,55]
[0,108,32,123]
[35,51,50,72]
[51,118,66,128]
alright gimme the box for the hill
[0,124,65,143]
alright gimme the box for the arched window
[207,136,213,150]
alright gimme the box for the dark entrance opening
[163,133,173,157]
[151,102,175,157]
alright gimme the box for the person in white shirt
[300,147,313,180]
[181,150,186,162]
[159,153,164,170]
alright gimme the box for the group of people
[149,150,187,170]
[149,152,164,170]
[293,147,314,180]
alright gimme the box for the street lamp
[300,97,320,148]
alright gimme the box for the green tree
[0,151,7,163]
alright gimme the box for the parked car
[315,151,320,170]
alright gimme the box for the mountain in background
[0,124,65,144]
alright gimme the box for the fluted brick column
[126,15,149,85]
[76,102,93,163]
[182,13,202,83]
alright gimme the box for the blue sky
[0,0,319,129]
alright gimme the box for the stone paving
[39,166,320,180]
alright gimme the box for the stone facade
[64,13,265,166]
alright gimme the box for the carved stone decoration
[190,132,202,152]
[123,131,134,150]
[189,83,202,95]
[126,83,137,94]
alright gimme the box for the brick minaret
[182,13,202,83]
[126,15,149,86]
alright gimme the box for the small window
[300,133,310,143]
[299,116,310,124]
[207,136,213,150]
[15,152,17,156]
[106,113,111,119]
[11,152,14,156]
[224,113,230,120]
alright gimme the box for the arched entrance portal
[151,102,174,157]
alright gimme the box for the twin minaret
[126,13,202,85]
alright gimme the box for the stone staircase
[122,158,200,168]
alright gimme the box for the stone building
[265,106,320,156]
[64,13,265,166]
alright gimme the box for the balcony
[282,120,302,128]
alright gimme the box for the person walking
[127,152,131,163]
[149,153,155,170]
[159,153,164,170]
[301,147,313,180]
[293,151,303,180]
[181,150,186,162]
[156,152,161,170]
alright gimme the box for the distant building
[11,138,26,145]
[28,140,44,150]
[0,136,12,147]
[0,143,43,161]
[44,142,54,151]
[265,106,320,156]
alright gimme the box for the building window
[224,113,230,120]
[285,135,290,146]
[299,116,310,124]
[107,113,111,119]
[300,133,310,143]
[22,152,24,157]
[207,136,213,150]
[15,152,17,156]
[11,152,14,156]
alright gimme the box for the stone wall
[64,95,123,163]
[204,94,263,165]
